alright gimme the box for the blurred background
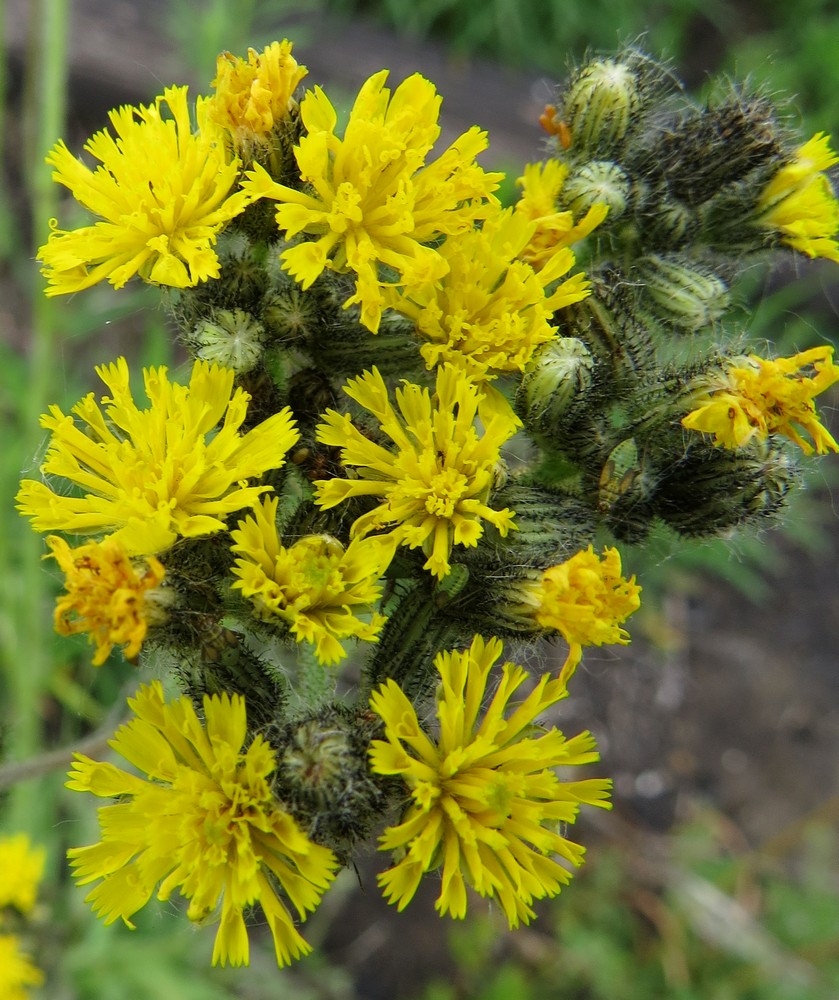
[1,1,838,997]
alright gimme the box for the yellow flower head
[532,546,641,682]
[515,160,609,269]
[369,634,611,927]
[17,358,299,556]
[387,206,590,380]
[230,496,396,664]
[313,365,518,580]
[208,40,308,145]
[66,682,338,968]
[0,935,43,1000]
[46,535,167,666]
[757,133,839,262]
[242,70,502,331]
[37,86,253,295]
[0,834,45,914]
[681,346,839,455]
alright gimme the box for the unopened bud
[563,161,631,220]
[192,308,265,372]
[637,254,730,331]
[655,441,798,536]
[562,58,642,158]
[517,337,594,432]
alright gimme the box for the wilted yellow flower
[38,86,252,295]
[47,535,167,666]
[757,133,839,262]
[17,358,299,556]
[242,70,501,331]
[0,834,45,914]
[208,40,308,145]
[66,683,338,967]
[369,635,611,926]
[314,365,518,579]
[0,935,43,1000]
[387,206,590,380]
[230,496,396,664]
[526,546,641,681]
[515,160,608,269]
[681,346,839,455]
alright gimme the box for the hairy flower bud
[636,253,731,331]
[191,308,266,372]
[517,337,594,432]
[561,58,642,159]
[562,161,631,220]
[654,440,799,535]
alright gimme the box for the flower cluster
[16,36,839,977]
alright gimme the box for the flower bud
[191,308,266,372]
[562,58,643,159]
[274,706,388,853]
[516,337,594,432]
[654,440,799,536]
[637,254,730,331]
[562,161,631,220]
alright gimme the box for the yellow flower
[242,70,502,331]
[208,40,308,145]
[0,935,43,1000]
[230,496,396,665]
[0,834,45,914]
[387,206,590,380]
[757,133,839,262]
[369,635,611,927]
[313,365,518,580]
[514,160,609,269]
[66,682,338,968]
[16,357,299,556]
[527,546,641,682]
[46,535,167,666]
[681,346,839,455]
[37,86,253,295]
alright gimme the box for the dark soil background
[5,3,839,997]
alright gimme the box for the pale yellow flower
[314,365,518,579]
[230,496,396,664]
[388,205,590,380]
[38,86,252,294]
[208,40,308,144]
[515,160,608,269]
[369,635,611,926]
[242,70,501,331]
[17,358,298,555]
[682,346,839,455]
[0,834,45,914]
[67,683,338,967]
[757,133,839,262]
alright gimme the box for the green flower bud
[563,160,631,220]
[596,437,656,542]
[562,58,642,158]
[637,254,731,331]
[261,282,326,343]
[273,705,388,854]
[637,94,784,206]
[562,271,654,390]
[308,309,424,378]
[191,308,266,372]
[654,440,799,536]
[516,337,594,433]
